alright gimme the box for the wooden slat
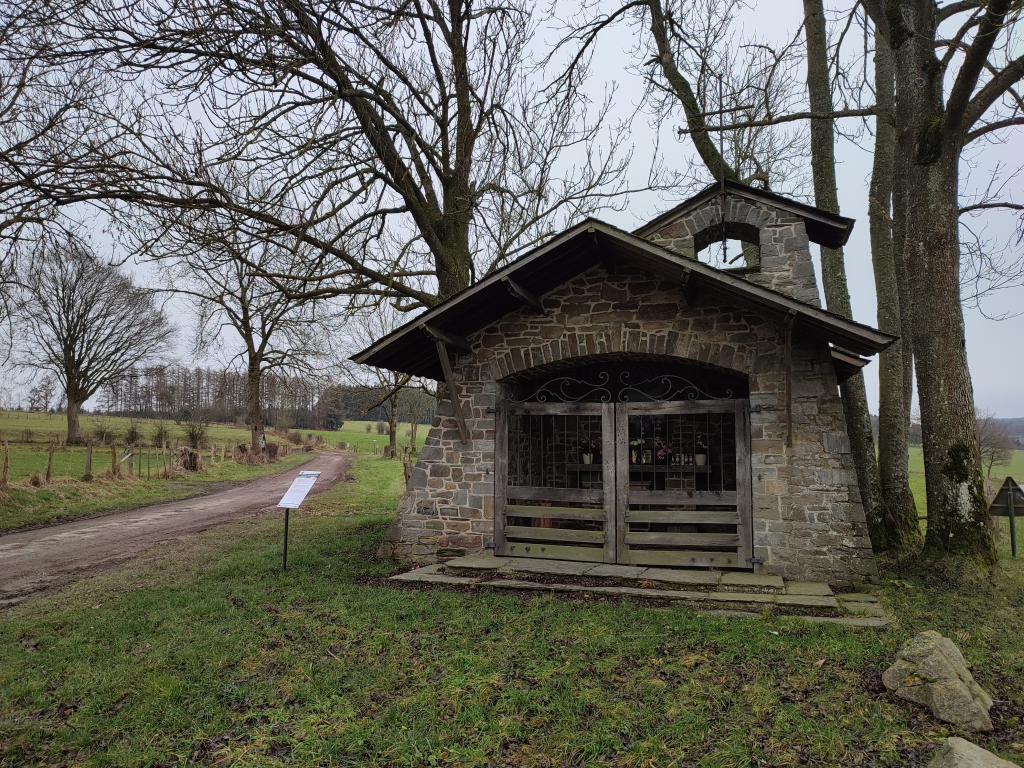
[735,399,753,567]
[508,402,603,416]
[618,400,745,416]
[614,403,629,564]
[602,401,617,564]
[504,542,605,562]
[625,509,740,525]
[626,549,740,568]
[506,487,604,503]
[506,505,606,521]
[435,340,469,444]
[506,526,606,544]
[629,490,737,505]
[493,399,509,556]
[624,532,741,547]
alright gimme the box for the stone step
[388,567,889,627]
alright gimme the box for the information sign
[277,470,321,570]
[989,476,1022,558]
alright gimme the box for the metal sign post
[989,476,1023,558]
[276,470,321,571]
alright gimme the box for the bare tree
[142,200,339,451]
[863,0,1024,565]
[16,234,175,443]
[16,0,641,312]
[976,410,1014,491]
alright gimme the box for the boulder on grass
[882,630,994,731]
[929,737,1020,768]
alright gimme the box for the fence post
[127,446,134,478]
[84,444,93,480]
[111,445,118,478]
[45,440,55,483]
[0,440,8,489]
[147,449,150,480]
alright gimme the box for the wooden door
[495,402,617,563]
[613,400,752,569]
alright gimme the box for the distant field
[0,414,427,532]
[0,410,426,454]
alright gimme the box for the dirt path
[0,452,353,607]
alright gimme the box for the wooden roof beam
[420,323,472,355]
[434,340,470,445]
[501,276,545,314]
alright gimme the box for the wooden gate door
[494,402,617,563]
[613,400,752,569]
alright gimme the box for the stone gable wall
[645,195,822,307]
[381,264,879,585]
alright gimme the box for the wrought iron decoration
[512,366,734,403]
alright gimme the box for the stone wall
[380,260,879,585]
[645,195,822,307]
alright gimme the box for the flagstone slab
[587,585,708,601]
[444,553,511,571]
[719,572,785,590]
[640,568,722,587]
[776,594,840,608]
[708,591,777,604]
[799,616,890,629]
[498,558,595,576]
[586,564,647,579]
[482,579,582,592]
[836,593,879,603]
[785,581,834,596]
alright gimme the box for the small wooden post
[147,449,151,480]
[221,443,227,462]
[45,440,55,483]
[211,444,216,466]
[0,440,8,489]
[111,445,118,477]
[1010,481,1018,559]
[127,447,134,478]
[84,444,93,480]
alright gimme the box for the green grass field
[0,417,427,533]
[1,453,1022,766]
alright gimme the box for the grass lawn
[2,455,1023,767]
[0,419,426,534]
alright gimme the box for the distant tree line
[93,365,434,432]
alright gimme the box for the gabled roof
[351,218,894,380]
[633,179,855,249]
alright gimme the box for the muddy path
[0,452,353,608]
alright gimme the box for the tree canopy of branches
[16,0,639,311]
[16,234,175,443]
[144,199,339,450]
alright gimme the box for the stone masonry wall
[645,195,822,307]
[380,260,879,586]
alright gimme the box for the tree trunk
[246,362,266,451]
[888,2,995,564]
[388,394,399,455]
[869,31,920,550]
[67,397,85,445]
[802,0,886,543]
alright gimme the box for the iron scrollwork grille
[512,365,735,404]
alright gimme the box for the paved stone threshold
[389,554,889,628]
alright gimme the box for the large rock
[882,630,994,731]
[929,737,1020,767]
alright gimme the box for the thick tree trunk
[67,397,85,445]
[246,363,266,451]
[869,32,920,550]
[888,2,995,564]
[803,0,886,543]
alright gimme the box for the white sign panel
[277,470,321,509]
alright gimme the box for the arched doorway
[495,356,753,569]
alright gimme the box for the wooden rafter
[434,340,470,444]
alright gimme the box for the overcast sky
[16,0,1018,418]
[570,0,1024,418]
